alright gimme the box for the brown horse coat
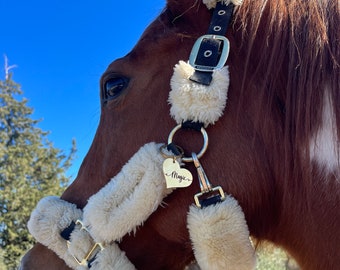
[21,0,340,269]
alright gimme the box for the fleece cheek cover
[169,61,230,127]
[187,196,256,270]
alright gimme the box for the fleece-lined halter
[28,1,256,269]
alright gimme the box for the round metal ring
[167,124,208,162]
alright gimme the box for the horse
[20,0,339,269]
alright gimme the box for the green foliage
[0,74,76,270]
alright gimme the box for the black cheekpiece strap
[189,2,234,85]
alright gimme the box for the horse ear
[187,196,256,270]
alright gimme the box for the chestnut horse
[21,0,339,269]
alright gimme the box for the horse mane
[233,0,339,215]
[236,0,340,132]
[161,0,340,263]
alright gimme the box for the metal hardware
[192,152,212,192]
[194,186,225,208]
[191,153,226,208]
[189,34,230,72]
[167,124,208,162]
[69,242,104,266]
[75,219,89,232]
[67,220,105,266]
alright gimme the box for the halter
[166,0,233,207]
[28,1,256,269]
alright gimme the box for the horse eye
[102,77,129,103]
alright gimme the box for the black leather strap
[207,1,234,36]
[60,221,76,241]
[189,2,234,85]
[181,121,204,131]
[190,70,215,85]
[200,194,223,208]
[167,142,182,156]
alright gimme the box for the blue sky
[0,0,165,179]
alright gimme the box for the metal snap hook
[192,152,212,192]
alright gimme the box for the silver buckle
[189,34,230,72]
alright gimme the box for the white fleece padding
[82,142,173,244]
[28,196,137,270]
[28,145,255,270]
[72,243,136,270]
[27,196,83,269]
[187,196,256,270]
[89,245,136,270]
[28,143,173,269]
[169,61,229,126]
[203,0,243,9]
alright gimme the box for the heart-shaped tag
[163,158,193,189]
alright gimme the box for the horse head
[21,0,340,269]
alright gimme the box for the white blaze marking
[309,90,339,174]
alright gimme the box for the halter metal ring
[167,124,208,162]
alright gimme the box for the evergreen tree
[0,74,76,270]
